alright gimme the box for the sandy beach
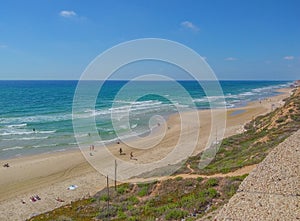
[0,88,292,220]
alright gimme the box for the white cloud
[59,10,77,18]
[180,21,199,31]
[225,57,237,61]
[283,56,294,60]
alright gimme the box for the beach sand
[0,88,292,220]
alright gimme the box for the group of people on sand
[29,195,41,203]
[88,141,138,160]
[21,195,65,204]
[2,163,9,168]
[89,145,95,156]
[118,147,137,161]
[89,145,95,151]
[55,197,64,202]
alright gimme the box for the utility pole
[114,160,117,191]
[106,175,110,218]
[216,128,218,144]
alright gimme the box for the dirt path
[128,164,257,183]
[186,163,195,173]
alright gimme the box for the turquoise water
[0,80,291,159]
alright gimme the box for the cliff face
[215,87,300,220]
[247,87,300,143]
[192,87,300,175]
[215,128,300,220]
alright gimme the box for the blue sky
[0,0,299,80]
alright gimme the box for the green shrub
[175,176,183,181]
[165,209,188,220]
[128,216,139,221]
[117,186,128,194]
[196,177,204,182]
[128,196,139,204]
[206,188,218,198]
[89,197,96,203]
[138,186,148,197]
[117,211,127,219]
[100,195,110,202]
[224,185,236,197]
[230,174,248,181]
[206,178,219,187]
[185,180,194,186]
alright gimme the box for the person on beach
[55,197,64,202]
[130,152,137,160]
[3,163,9,168]
[119,148,123,155]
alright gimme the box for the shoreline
[0,87,290,162]
[0,87,293,220]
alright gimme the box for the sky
[0,0,299,80]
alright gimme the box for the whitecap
[7,123,27,128]
[131,124,138,129]
[2,136,49,141]
[2,146,24,151]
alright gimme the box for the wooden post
[114,160,117,191]
[106,175,110,218]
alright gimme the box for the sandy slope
[215,129,300,221]
[0,88,291,220]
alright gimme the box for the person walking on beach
[119,148,123,155]
[130,152,137,160]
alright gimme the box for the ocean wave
[109,101,163,113]
[98,127,115,132]
[38,130,56,134]
[240,91,255,96]
[75,100,168,119]
[192,83,290,106]
[93,130,149,145]
[0,130,56,136]
[2,136,49,141]
[131,124,137,129]
[251,82,292,93]
[7,123,27,128]
[32,143,58,148]
[2,146,24,151]
[0,114,71,125]
[74,133,89,138]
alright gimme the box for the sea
[0,80,292,159]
